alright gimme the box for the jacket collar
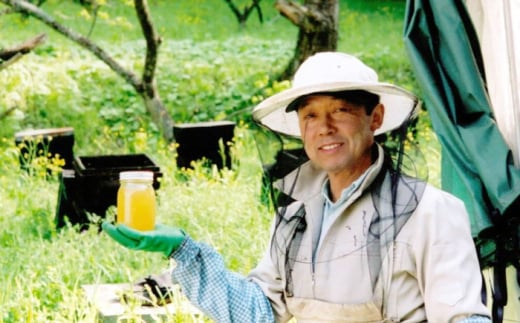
[275,144,386,202]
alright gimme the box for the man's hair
[287,90,381,115]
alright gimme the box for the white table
[82,283,201,323]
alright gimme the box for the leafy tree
[0,0,175,140]
[1,0,340,137]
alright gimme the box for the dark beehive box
[55,153,162,229]
[174,121,235,169]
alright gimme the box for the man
[103,52,491,322]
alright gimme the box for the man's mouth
[320,143,342,151]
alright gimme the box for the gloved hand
[102,222,186,257]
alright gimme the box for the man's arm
[171,237,275,323]
[415,187,491,322]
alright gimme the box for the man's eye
[304,113,316,119]
[336,107,352,113]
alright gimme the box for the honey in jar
[117,171,156,231]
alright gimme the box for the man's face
[297,94,384,178]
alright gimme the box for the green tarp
[403,0,520,320]
[403,0,520,239]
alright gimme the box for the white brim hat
[252,52,420,137]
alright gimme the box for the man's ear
[370,103,384,132]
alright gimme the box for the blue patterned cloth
[460,316,492,323]
[170,237,275,323]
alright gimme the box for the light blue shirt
[320,167,371,238]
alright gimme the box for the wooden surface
[82,283,201,323]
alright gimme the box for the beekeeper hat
[252,52,420,137]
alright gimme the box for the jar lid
[119,171,154,181]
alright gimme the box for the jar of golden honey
[117,171,156,231]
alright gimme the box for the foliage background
[0,0,440,322]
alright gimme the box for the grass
[0,0,442,322]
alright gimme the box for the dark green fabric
[403,0,520,241]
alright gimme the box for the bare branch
[223,0,263,26]
[1,0,175,141]
[86,5,99,38]
[0,0,143,92]
[0,32,46,60]
[223,0,243,21]
[275,0,307,26]
[244,0,262,23]
[134,0,160,94]
[0,106,17,120]
[253,0,263,23]
[0,53,21,71]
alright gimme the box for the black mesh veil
[252,112,427,297]
[252,123,308,210]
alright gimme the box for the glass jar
[117,171,156,231]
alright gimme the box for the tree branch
[223,0,263,26]
[275,0,307,26]
[134,0,160,96]
[0,0,143,92]
[0,53,22,71]
[2,0,176,141]
[244,0,262,22]
[0,106,17,120]
[223,0,243,21]
[253,0,263,23]
[0,32,46,60]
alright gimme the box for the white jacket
[248,146,490,322]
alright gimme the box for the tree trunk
[275,0,338,79]
[0,0,175,141]
[134,0,174,140]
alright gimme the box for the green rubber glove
[102,222,186,257]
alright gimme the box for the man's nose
[318,115,335,135]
